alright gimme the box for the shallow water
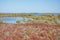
[0,17,33,24]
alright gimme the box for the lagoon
[0,17,33,24]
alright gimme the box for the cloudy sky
[0,0,60,13]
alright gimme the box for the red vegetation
[0,23,60,40]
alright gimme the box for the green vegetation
[16,20,21,24]
[0,13,60,25]
[58,14,60,20]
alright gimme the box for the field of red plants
[0,23,60,40]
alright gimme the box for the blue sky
[0,0,60,13]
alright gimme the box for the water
[33,13,59,16]
[0,17,33,24]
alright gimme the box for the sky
[0,0,60,13]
